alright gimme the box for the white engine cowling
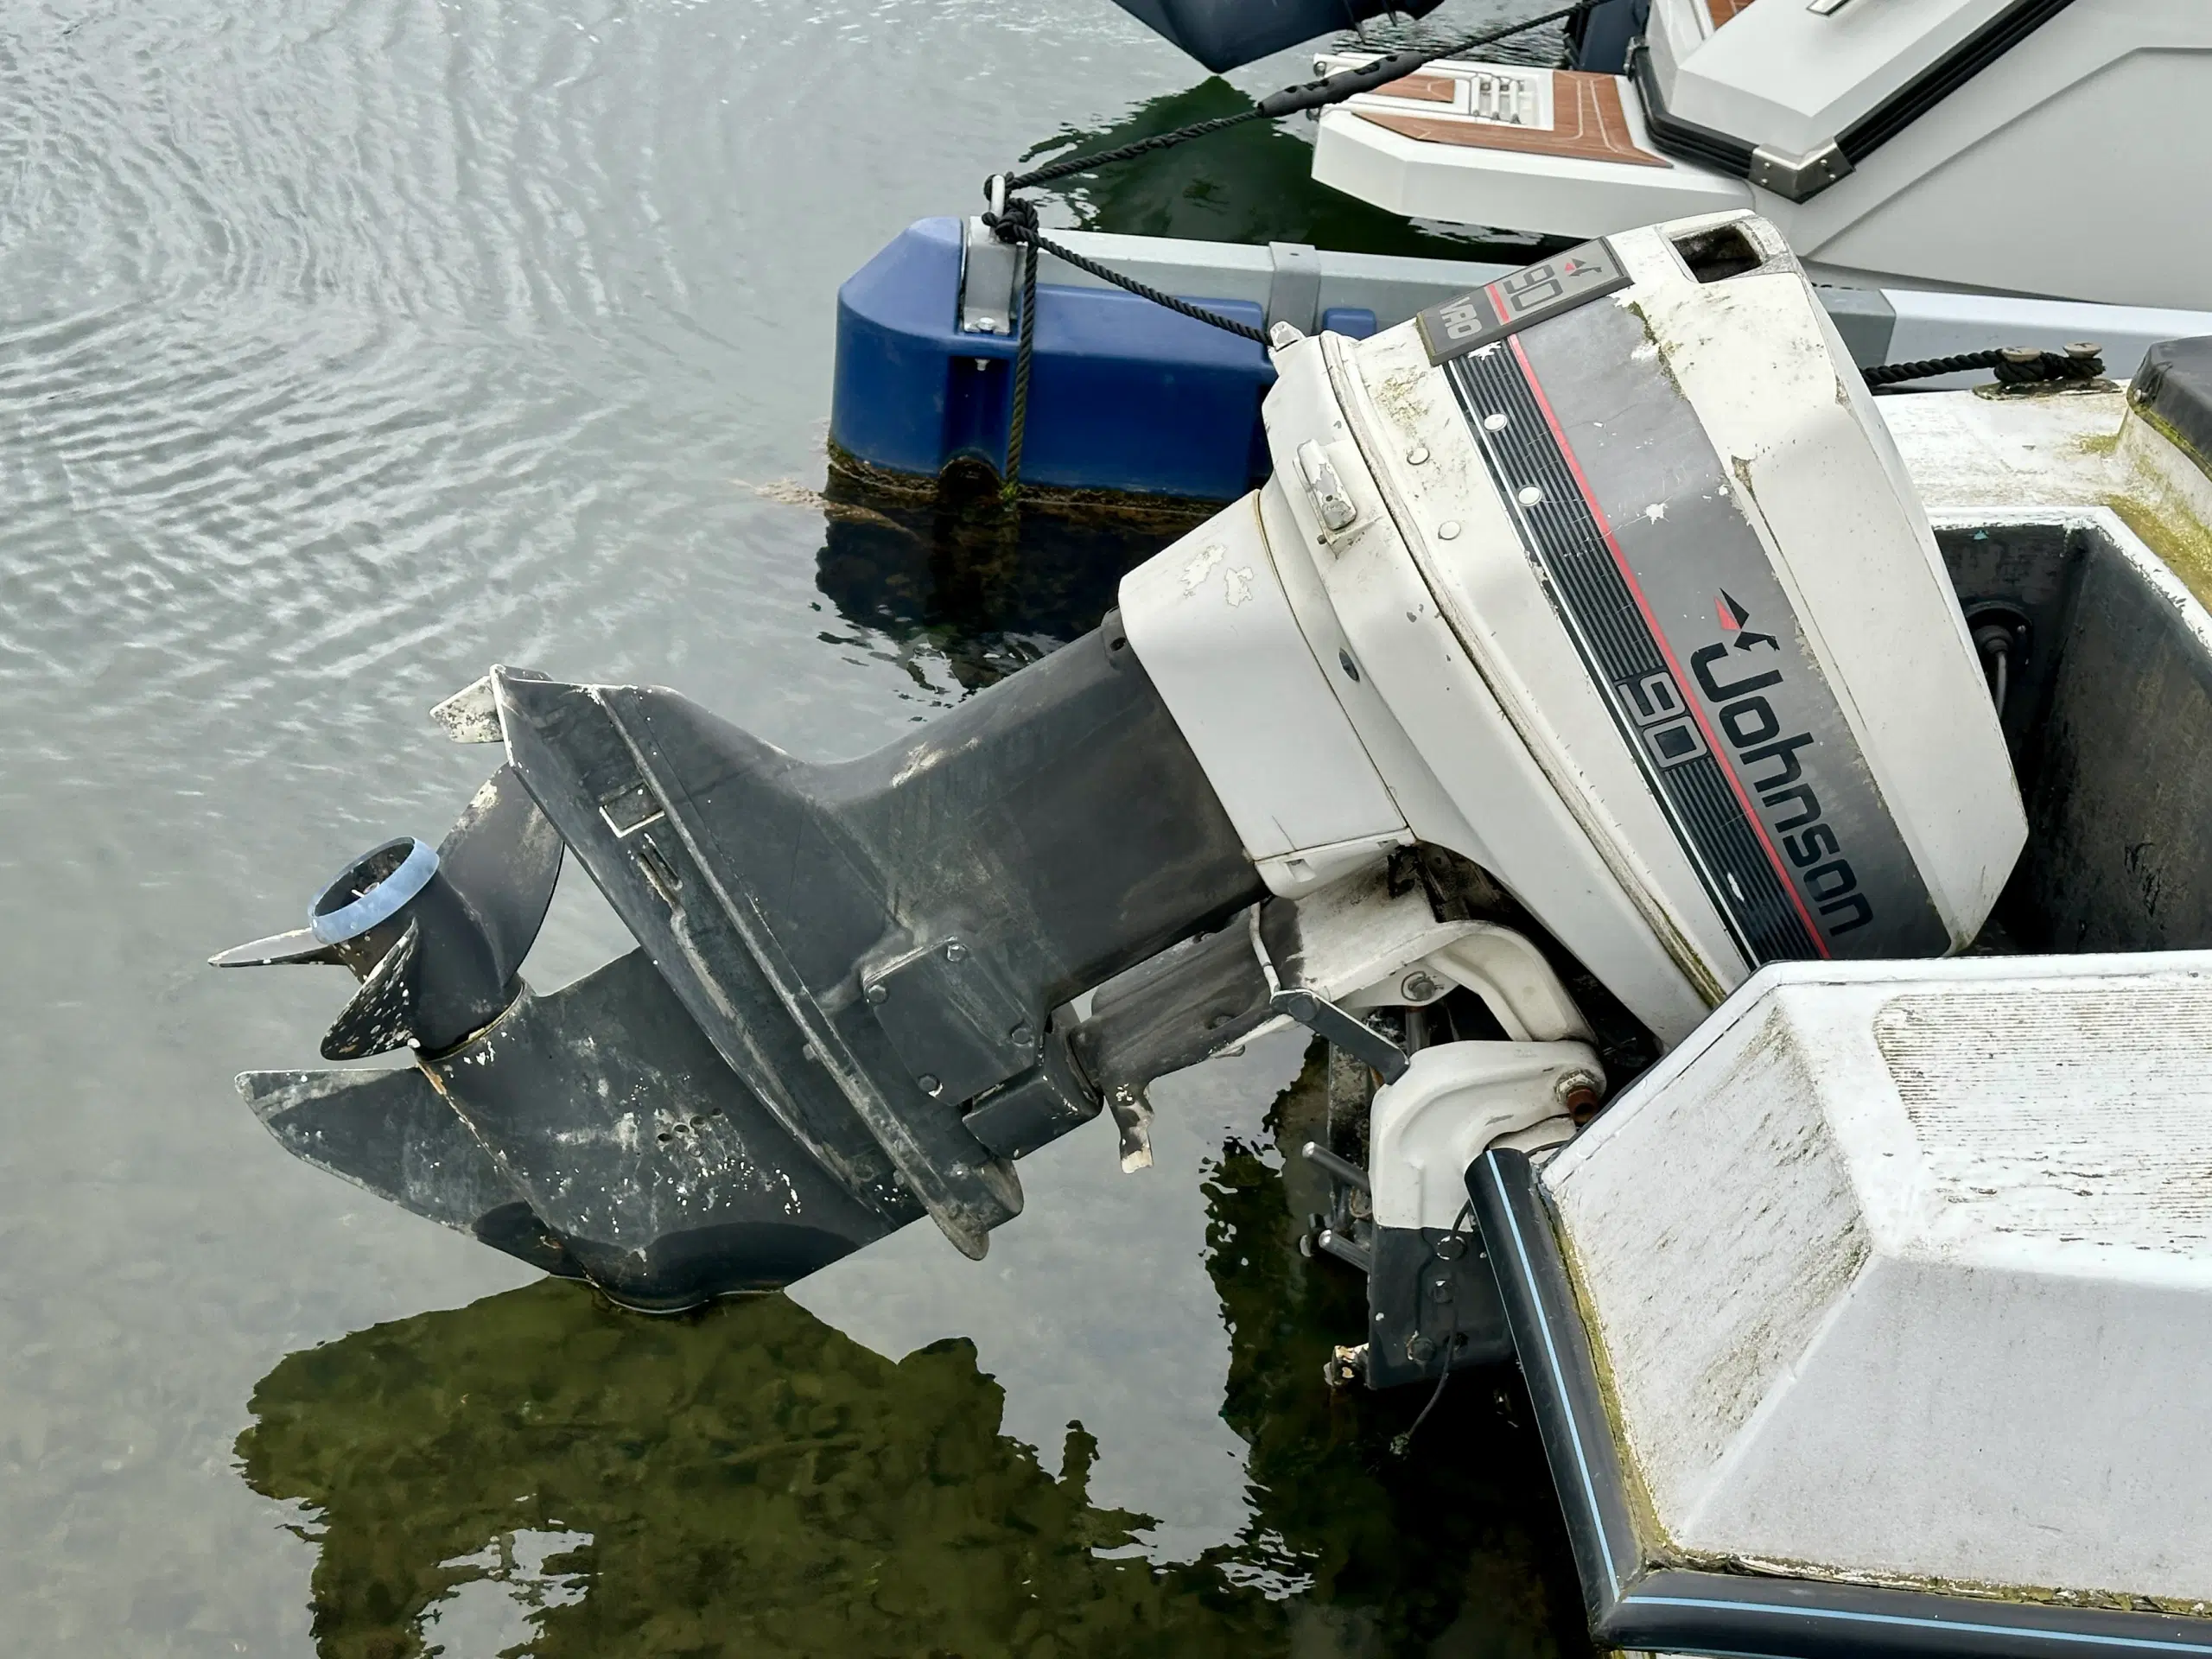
[1121,209,2025,1049]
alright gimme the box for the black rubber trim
[1838,0,2079,161]
[2129,337,2212,474]
[1630,0,2080,183]
[1469,1148,1643,1624]
[1618,1568,2212,1659]
[1470,1149,2212,1659]
[1627,39,1754,177]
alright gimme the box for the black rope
[989,214,1270,346]
[977,0,1600,501]
[1002,213,1041,503]
[996,0,1605,194]
[983,196,1268,501]
[1003,111,1266,194]
[1862,350,2009,388]
[1864,343,2104,390]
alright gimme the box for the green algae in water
[235,1050,1589,1658]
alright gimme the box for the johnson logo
[1690,591,1872,938]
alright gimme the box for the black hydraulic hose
[1389,1201,1474,1457]
[1390,1341,1457,1458]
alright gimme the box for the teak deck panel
[1351,73,1668,168]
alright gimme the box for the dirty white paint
[1879,386,2130,512]
[1544,950,2212,1605]
[429,674,504,744]
[1878,983,2212,1261]
[1309,219,2024,1038]
[1179,541,1224,594]
[1882,382,2212,574]
[1310,90,1751,245]
[1313,5,2212,315]
[1118,487,1407,871]
[1624,215,2026,950]
[1313,317,1728,1043]
[1370,1041,1587,1230]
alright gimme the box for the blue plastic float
[830,218,1377,505]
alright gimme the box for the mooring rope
[1863,343,2105,389]
[993,0,1605,196]
[980,0,1607,503]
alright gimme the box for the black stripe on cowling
[1449,346,1820,964]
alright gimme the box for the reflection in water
[1030,21,1567,261]
[1033,77,1548,258]
[237,1052,1588,1657]
[809,465,1209,692]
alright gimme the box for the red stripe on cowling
[1505,332,1830,959]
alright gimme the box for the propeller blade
[437,764,563,985]
[320,916,421,1060]
[209,928,343,969]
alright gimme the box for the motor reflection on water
[806,462,1208,692]
[238,1048,1588,1658]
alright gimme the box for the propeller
[213,764,563,1060]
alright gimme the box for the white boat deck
[1879,385,2212,604]
[1545,950,2212,1607]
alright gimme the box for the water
[0,1,1585,1651]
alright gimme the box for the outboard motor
[218,212,2024,1334]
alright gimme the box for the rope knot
[982,183,1038,246]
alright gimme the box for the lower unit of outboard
[222,623,1274,1307]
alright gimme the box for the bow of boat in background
[830,0,2212,516]
[1103,0,1452,73]
[1317,0,2207,308]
